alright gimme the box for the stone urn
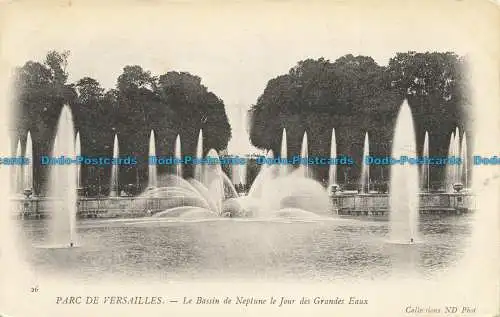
[453,183,464,193]
[328,184,340,196]
[23,188,33,199]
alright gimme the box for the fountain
[174,134,182,179]
[110,134,119,197]
[280,128,288,178]
[146,148,236,218]
[454,127,461,184]
[389,100,420,244]
[148,130,158,189]
[194,129,203,183]
[230,160,241,190]
[75,131,83,196]
[453,127,464,192]
[46,105,78,247]
[420,131,429,192]
[203,149,225,215]
[360,132,370,194]
[23,131,33,198]
[239,157,247,188]
[445,131,455,191]
[246,150,274,199]
[141,124,330,220]
[300,131,309,178]
[460,132,468,188]
[231,162,245,193]
[445,127,463,192]
[223,136,331,218]
[328,128,339,194]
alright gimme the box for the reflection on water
[18,214,473,282]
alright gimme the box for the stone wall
[11,192,476,219]
[331,193,475,215]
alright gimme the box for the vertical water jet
[148,130,157,189]
[194,129,203,183]
[460,132,468,188]
[110,134,119,197]
[23,131,33,194]
[389,100,419,243]
[280,128,288,178]
[445,131,456,191]
[174,134,182,179]
[420,131,429,192]
[47,105,77,246]
[205,149,224,215]
[75,131,82,191]
[360,132,370,193]
[300,131,309,178]
[454,127,461,184]
[328,128,337,186]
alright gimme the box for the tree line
[248,52,470,188]
[12,50,232,195]
[12,50,470,195]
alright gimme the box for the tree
[76,77,104,104]
[12,50,77,194]
[249,52,468,184]
[45,50,70,87]
[13,53,233,195]
[386,51,469,184]
[155,71,231,161]
[117,65,156,91]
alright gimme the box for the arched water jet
[148,130,158,189]
[360,132,370,193]
[389,100,419,244]
[110,134,119,197]
[47,105,77,247]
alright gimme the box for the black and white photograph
[0,1,499,316]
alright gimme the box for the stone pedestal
[453,183,464,193]
[23,188,33,199]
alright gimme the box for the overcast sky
[2,0,480,154]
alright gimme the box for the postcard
[0,0,499,316]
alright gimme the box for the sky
[1,0,483,154]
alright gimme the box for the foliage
[13,52,232,195]
[249,52,469,184]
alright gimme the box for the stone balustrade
[10,192,475,219]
